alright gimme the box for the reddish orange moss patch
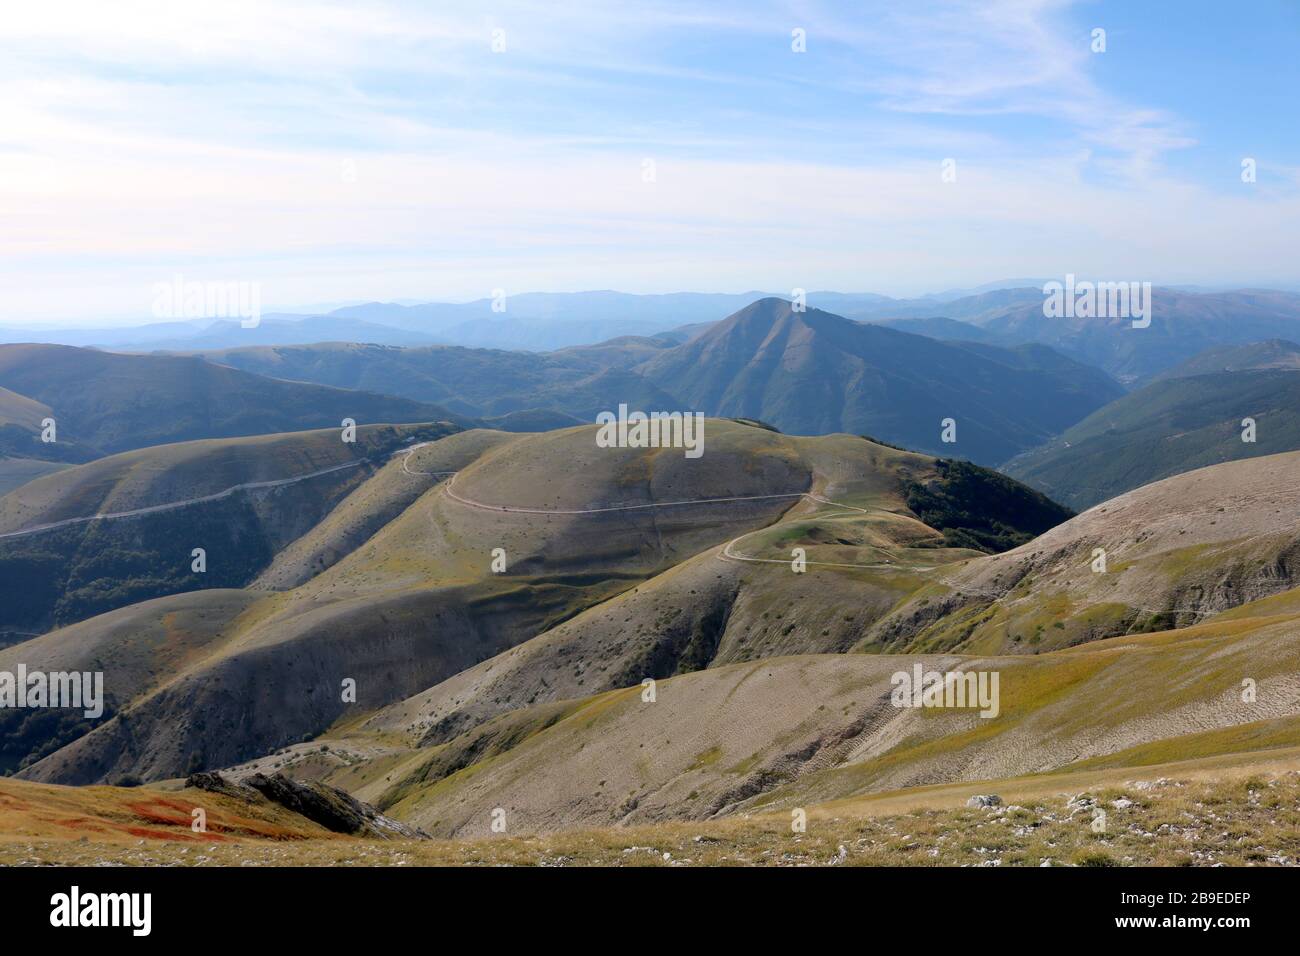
[126,797,195,827]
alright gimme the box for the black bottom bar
[0,865,1281,941]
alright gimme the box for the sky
[2,0,1298,325]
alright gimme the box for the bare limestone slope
[875,450,1300,655]
[362,588,1300,836]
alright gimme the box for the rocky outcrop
[187,771,427,840]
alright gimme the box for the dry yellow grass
[4,750,1299,866]
[0,776,337,847]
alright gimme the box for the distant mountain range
[8,287,1300,384]
[193,298,1123,465]
[1003,340,1300,509]
[846,288,1300,384]
[636,298,1123,464]
[11,290,1300,481]
[0,344,468,462]
[188,337,683,420]
[0,314,446,352]
[968,289,1300,384]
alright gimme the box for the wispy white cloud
[0,0,1292,323]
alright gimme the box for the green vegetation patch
[903,459,1073,554]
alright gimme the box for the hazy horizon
[10,279,1300,332]
[4,0,1299,325]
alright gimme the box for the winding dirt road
[0,458,370,541]
[435,465,926,571]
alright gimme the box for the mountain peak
[722,295,799,324]
[705,296,842,341]
[676,297,796,352]
[638,298,1123,462]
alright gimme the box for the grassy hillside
[1151,338,1300,379]
[3,419,1298,851]
[261,581,1300,838]
[1004,368,1300,509]
[0,422,458,638]
[339,430,978,748]
[7,422,1063,785]
[0,589,261,774]
[0,458,71,497]
[0,384,96,465]
[883,450,1300,655]
[480,408,584,432]
[254,429,517,590]
[7,760,1299,866]
[0,343,467,459]
[0,384,52,431]
[0,773,341,845]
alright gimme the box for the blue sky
[2,0,1298,324]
